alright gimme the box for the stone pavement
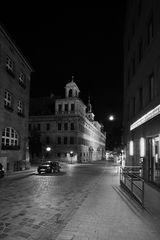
[4,165,37,177]
[55,165,160,240]
[144,182,160,221]
[2,162,160,239]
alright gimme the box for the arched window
[69,89,72,97]
[1,127,19,150]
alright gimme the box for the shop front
[147,135,160,185]
[128,104,160,187]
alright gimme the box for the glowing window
[140,137,145,157]
[2,127,19,147]
[129,140,134,156]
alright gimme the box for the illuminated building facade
[0,25,33,172]
[29,79,106,163]
[123,0,160,185]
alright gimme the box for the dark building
[123,0,160,186]
[0,25,33,172]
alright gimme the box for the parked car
[37,161,61,174]
[0,163,5,178]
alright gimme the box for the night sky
[0,6,126,148]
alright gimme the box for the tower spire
[87,96,92,113]
[86,96,94,121]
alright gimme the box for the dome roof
[65,76,80,92]
[65,80,80,91]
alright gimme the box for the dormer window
[69,89,73,97]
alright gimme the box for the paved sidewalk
[4,165,37,177]
[55,165,160,240]
[144,182,160,221]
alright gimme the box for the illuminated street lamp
[46,146,51,152]
[44,146,51,160]
[108,114,115,121]
[106,114,117,151]
[70,151,73,164]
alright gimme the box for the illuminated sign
[130,104,160,131]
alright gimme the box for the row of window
[56,152,89,158]
[57,136,74,145]
[4,89,24,116]
[57,136,98,147]
[6,56,27,89]
[29,122,75,131]
[29,123,50,131]
[126,72,156,121]
[127,0,152,52]
[127,0,142,52]
[57,103,75,112]
[58,122,75,131]
[127,13,154,85]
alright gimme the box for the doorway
[148,136,160,185]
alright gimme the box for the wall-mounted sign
[130,104,160,131]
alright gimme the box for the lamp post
[45,146,51,160]
[106,114,116,150]
[70,151,73,164]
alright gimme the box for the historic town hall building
[29,79,106,163]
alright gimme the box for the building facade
[0,25,33,172]
[123,0,160,186]
[29,79,106,163]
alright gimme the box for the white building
[29,78,106,163]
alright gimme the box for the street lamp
[108,114,115,121]
[45,146,51,160]
[70,151,73,164]
[106,114,118,152]
[46,147,51,152]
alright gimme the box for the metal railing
[120,166,144,207]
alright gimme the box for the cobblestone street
[0,162,107,239]
[1,162,160,239]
